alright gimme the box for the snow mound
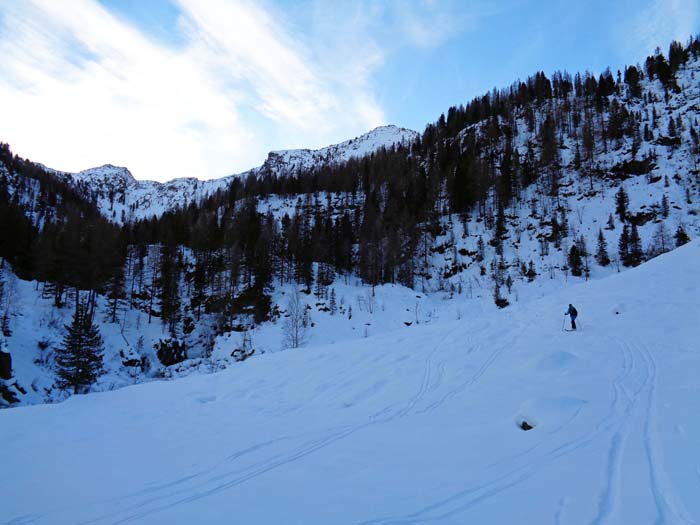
[536,350,579,372]
[516,396,588,431]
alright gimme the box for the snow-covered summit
[70,164,136,196]
[52,125,419,224]
[56,165,231,223]
[327,124,419,161]
[262,125,419,174]
[73,164,135,184]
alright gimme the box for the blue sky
[0,0,698,181]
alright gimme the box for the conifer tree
[493,283,508,308]
[55,300,105,394]
[668,116,677,137]
[159,245,181,337]
[526,261,537,281]
[573,143,582,170]
[619,224,630,265]
[476,236,485,262]
[615,187,629,222]
[329,288,337,315]
[675,225,690,246]
[559,209,569,238]
[494,205,507,239]
[595,229,610,266]
[106,269,125,324]
[0,277,9,337]
[644,123,653,142]
[606,213,616,230]
[624,65,642,98]
[577,235,591,279]
[191,256,206,321]
[690,125,700,169]
[498,135,514,206]
[661,194,669,218]
[628,224,643,266]
[568,245,583,276]
[582,116,595,165]
[549,215,561,247]
[0,269,7,336]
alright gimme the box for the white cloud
[625,0,700,61]
[392,0,470,49]
[0,0,388,181]
[176,0,385,144]
[385,0,503,52]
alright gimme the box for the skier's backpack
[570,306,577,317]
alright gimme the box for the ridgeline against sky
[0,0,698,181]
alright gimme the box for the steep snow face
[54,125,419,224]
[1,241,698,524]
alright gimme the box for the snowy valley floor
[1,241,699,525]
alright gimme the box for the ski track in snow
[82,318,521,524]
[78,322,474,523]
[412,317,522,418]
[72,334,692,525]
[388,324,460,420]
[417,336,490,415]
[358,336,694,525]
[358,339,607,523]
[6,329,693,525]
[110,436,292,503]
[84,424,371,524]
[592,339,692,525]
[636,341,693,525]
[590,340,640,525]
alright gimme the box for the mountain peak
[45,124,418,223]
[262,124,419,175]
[74,164,135,185]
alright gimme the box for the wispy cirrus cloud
[0,0,390,181]
[0,0,253,180]
[624,0,700,61]
[390,0,493,50]
[176,0,385,141]
[0,0,483,181]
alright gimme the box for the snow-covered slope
[2,240,698,524]
[54,125,418,223]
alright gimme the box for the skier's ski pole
[562,316,566,331]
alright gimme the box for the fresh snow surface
[1,240,699,524]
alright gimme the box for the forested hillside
[1,37,698,406]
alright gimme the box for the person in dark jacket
[565,304,578,330]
